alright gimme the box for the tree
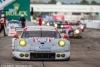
[30,1,45,4]
[70,2,74,4]
[80,0,89,5]
[75,2,80,4]
[90,0,98,5]
[48,0,57,4]
[62,2,67,4]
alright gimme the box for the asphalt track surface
[0,28,100,67]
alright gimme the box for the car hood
[14,37,68,52]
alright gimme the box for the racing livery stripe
[48,38,51,42]
[24,28,28,32]
[33,38,37,42]
[54,28,58,32]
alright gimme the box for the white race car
[12,26,70,61]
[7,20,21,36]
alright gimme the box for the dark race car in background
[47,21,54,26]
[47,21,64,29]
[54,21,64,29]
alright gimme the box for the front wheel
[80,36,82,38]
[78,36,82,39]
[12,57,20,61]
[66,57,70,61]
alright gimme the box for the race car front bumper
[74,34,80,37]
[69,32,81,37]
[13,51,70,60]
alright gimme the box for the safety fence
[81,21,100,29]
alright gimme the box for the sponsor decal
[32,50,51,52]
[39,46,51,49]
[6,3,27,16]
[10,26,15,29]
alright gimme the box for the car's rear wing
[15,27,23,31]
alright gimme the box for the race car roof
[26,26,55,28]
[25,26,58,32]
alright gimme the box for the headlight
[19,39,27,47]
[20,53,24,57]
[81,26,83,29]
[58,40,66,47]
[42,21,45,24]
[47,23,50,26]
[75,30,79,33]
[61,25,63,28]
[25,53,29,57]
[55,24,57,27]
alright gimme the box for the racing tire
[66,57,70,61]
[78,33,82,39]
[80,36,82,38]
[78,36,82,39]
[12,57,20,61]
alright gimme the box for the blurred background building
[30,0,100,22]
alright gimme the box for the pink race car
[62,23,74,37]
[62,22,83,38]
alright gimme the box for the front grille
[30,53,55,59]
[57,24,62,26]
[57,24,63,28]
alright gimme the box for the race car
[47,21,64,29]
[62,23,73,36]
[54,21,65,29]
[72,26,83,38]
[62,23,84,38]
[12,26,70,61]
[6,20,22,36]
[72,22,85,32]
[47,21,54,26]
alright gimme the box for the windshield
[55,21,63,24]
[21,31,60,38]
[73,25,77,29]
[9,21,19,23]
[55,21,62,24]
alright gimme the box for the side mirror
[13,34,19,38]
[63,34,69,39]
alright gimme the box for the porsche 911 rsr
[12,26,70,61]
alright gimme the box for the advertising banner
[64,16,77,21]
[0,0,15,9]
[42,15,54,21]
[53,15,64,21]
[49,15,53,21]
[42,15,48,21]
[30,5,100,12]
[4,0,30,20]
